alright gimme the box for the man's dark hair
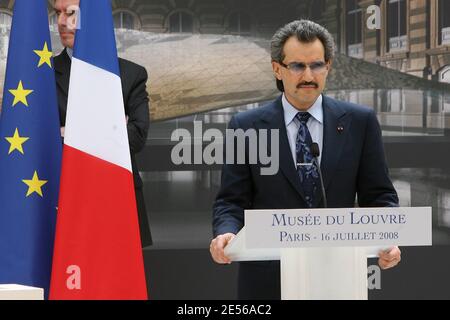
[271,19,336,92]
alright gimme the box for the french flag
[50,0,147,299]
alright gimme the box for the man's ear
[327,59,333,72]
[272,61,282,80]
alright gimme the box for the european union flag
[0,0,62,298]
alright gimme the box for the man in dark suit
[210,20,401,299]
[53,0,152,247]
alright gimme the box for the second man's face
[54,0,80,49]
[272,37,331,111]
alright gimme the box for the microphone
[311,143,327,208]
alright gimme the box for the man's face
[272,37,331,111]
[54,0,80,48]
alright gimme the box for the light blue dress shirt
[282,93,324,167]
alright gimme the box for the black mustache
[297,82,318,89]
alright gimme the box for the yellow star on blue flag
[9,80,34,107]
[5,128,29,155]
[22,171,48,197]
[34,42,53,68]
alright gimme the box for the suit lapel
[314,96,352,207]
[258,96,307,201]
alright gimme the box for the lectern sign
[245,207,432,248]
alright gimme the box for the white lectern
[225,227,369,299]
[225,207,432,300]
[280,247,367,300]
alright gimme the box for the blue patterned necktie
[295,112,320,208]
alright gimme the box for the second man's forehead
[54,0,80,9]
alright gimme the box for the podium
[281,247,367,299]
[225,207,432,300]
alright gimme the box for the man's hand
[378,246,401,270]
[210,233,236,264]
[60,126,65,138]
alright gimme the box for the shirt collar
[66,47,73,59]
[282,94,323,126]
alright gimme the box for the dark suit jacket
[213,95,399,299]
[54,48,152,247]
